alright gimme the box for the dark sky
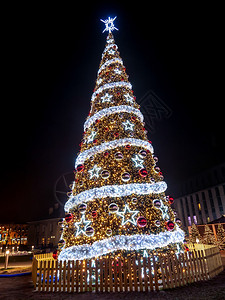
[1,3,224,223]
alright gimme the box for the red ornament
[53,250,58,260]
[104,151,109,157]
[114,132,119,137]
[125,144,131,149]
[131,116,136,121]
[77,164,84,172]
[184,245,189,252]
[92,211,97,218]
[168,197,174,205]
[148,140,152,144]
[104,127,109,131]
[166,221,175,231]
[139,168,148,177]
[93,139,98,144]
[137,216,147,227]
[65,213,73,223]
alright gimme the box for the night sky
[1,3,224,223]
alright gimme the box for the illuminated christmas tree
[58,17,184,261]
[202,225,216,245]
[216,224,225,250]
[189,223,202,243]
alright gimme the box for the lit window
[193,215,197,224]
[188,216,191,226]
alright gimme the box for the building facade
[173,163,225,230]
[0,224,28,248]
[27,218,61,249]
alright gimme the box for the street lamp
[5,250,10,269]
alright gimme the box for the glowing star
[117,204,139,226]
[101,93,113,103]
[88,164,102,179]
[132,154,145,168]
[86,131,97,143]
[124,93,134,103]
[108,49,115,55]
[122,120,135,131]
[114,68,122,75]
[101,16,118,33]
[160,203,169,220]
[96,78,102,85]
[75,215,91,237]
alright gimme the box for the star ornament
[132,154,145,168]
[124,93,134,103]
[101,93,113,103]
[75,215,91,237]
[117,204,139,226]
[122,120,135,131]
[88,164,102,179]
[101,16,118,33]
[86,131,97,143]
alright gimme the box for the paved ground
[0,269,225,300]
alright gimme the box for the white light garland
[91,81,132,103]
[102,43,117,55]
[75,138,154,167]
[58,227,185,261]
[98,58,123,75]
[84,105,143,131]
[64,181,167,211]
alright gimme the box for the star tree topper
[101,16,118,33]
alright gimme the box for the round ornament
[166,221,175,231]
[168,197,174,205]
[155,166,161,172]
[159,174,164,180]
[106,228,112,236]
[79,203,87,214]
[101,170,110,179]
[108,203,119,213]
[139,168,147,177]
[125,144,131,149]
[175,218,182,226]
[153,199,161,209]
[137,216,147,227]
[184,245,189,252]
[104,151,109,157]
[53,250,58,260]
[114,132,119,137]
[65,213,73,223]
[114,152,123,160]
[139,149,147,158]
[85,226,94,237]
[121,172,131,182]
[58,240,65,247]
[132,197,138,204]
[155,220,161,227]
[77,164,84,172]
[153,156,158,163]
[92,211,97,218]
